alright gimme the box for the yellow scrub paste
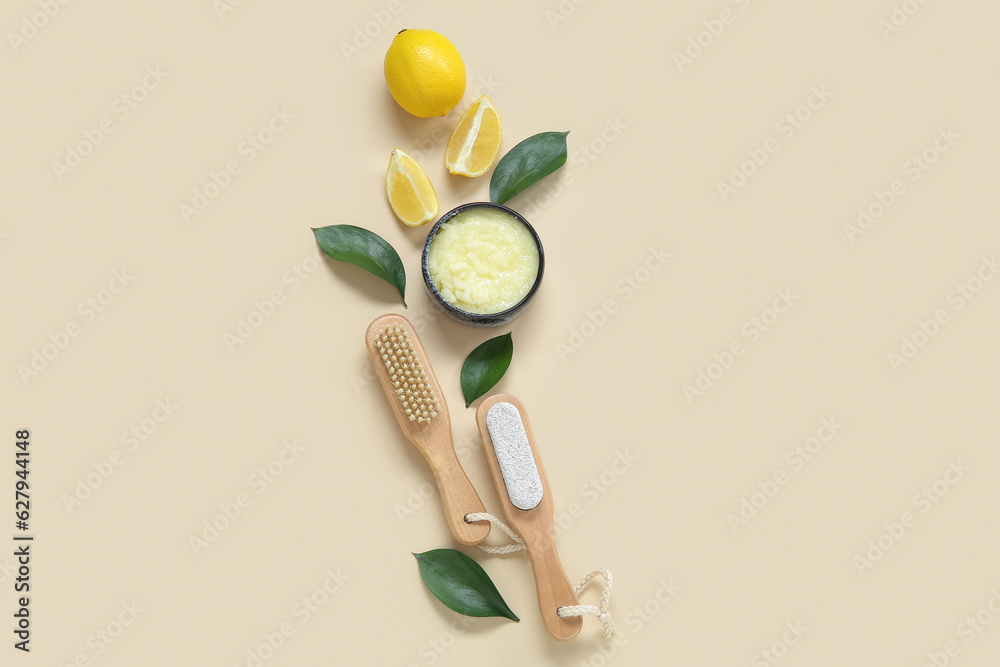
[427,206,540,314]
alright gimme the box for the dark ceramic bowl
[421,202,544,327]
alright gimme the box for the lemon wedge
[386,148,439,227]
[445,95,502,177]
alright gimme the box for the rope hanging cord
[465,512,615,638]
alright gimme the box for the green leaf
[461,333,513,407]
[490,131,569,205]
[413,549,519,622]
[312,225,406,306]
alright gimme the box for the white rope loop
[557,569,615,638]
[465,512,615,638]
[464,512,525,554]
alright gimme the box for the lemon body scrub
[425,204,542,321]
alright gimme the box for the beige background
[3,0,1000,665]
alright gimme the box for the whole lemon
[384,29,466,118]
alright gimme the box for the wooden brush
[476,393,582,640]
[365,314,489,546]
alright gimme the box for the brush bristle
[374,323,441,424]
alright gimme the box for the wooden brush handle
[524,531,584,641]
[423,445,490,546]
[475,393,582,640]
[365,314,489,547]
